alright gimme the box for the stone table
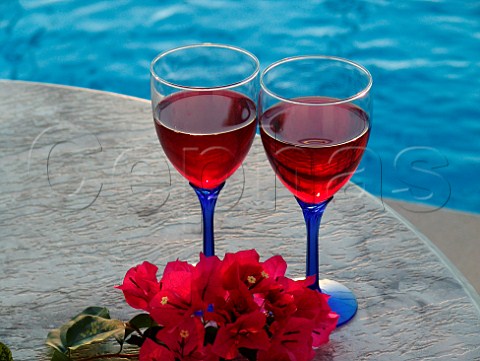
[1,80,479,360]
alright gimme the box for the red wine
[154,90,257,189]
[260,97,370,204]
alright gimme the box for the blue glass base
[319,278,358,327]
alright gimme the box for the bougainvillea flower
[289,287,338,346]
[276,275,315,293]
[149,288,193,329]
[270,276,338,346]
[220,249,273,295]
[115,261,160,311]
[119,250,336,361]
[191,253,226,306]
[263,288,297,321]
[160,260,195,296]
[139,338,174,361]
[163,259,195,276]
[155,317,208,361]
[243,254,289,294]
[147,259,196,327]
[150,255,228,328]
[212,310,270,359]
[262,255,287,281]
[311,310,338,347]
[257,318,315,361]
[223,285,260,322]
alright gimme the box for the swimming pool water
[1,0,479,213]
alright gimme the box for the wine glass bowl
[150,44,259,256]
[259,56,372,326]
[154,90,257,190]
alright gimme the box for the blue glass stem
[191,182,225,257]
[296,196,333,292]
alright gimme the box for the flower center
[247,275,256,284]
[261,271,269,279]
[179,329,189,339]
[161,296,168,305]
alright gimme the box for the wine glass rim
[260,55,373,106]
[150,43,260,91]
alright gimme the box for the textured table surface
[1,81,479,360]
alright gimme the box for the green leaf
[143,326,163,340]
[46,307,126,356]
[64,315,125,350]
[46,328,67,354]
[125,335,144,347]
[50,350,71,361]
[0,342,13,361]
[121,313,157,349]
[72,306,111,320]
[204,326,218,345]
[127,313,156,330]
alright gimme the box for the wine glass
[150,44,259,257]
[259,56,372,326]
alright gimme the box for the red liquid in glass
[154,90,257,189]
[260,97,370,204]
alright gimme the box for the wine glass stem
[296,196,333,292]
[191,182,225,257]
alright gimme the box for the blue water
[1,0,479,213]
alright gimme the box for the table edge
[0,79,151,104]
[360,186,480,313]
